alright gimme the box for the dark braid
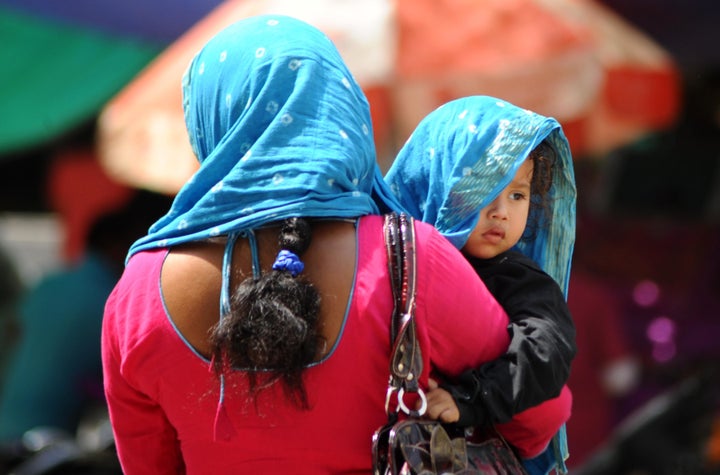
[522,140,555,243]
[210,218,322,409]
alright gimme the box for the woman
[101,17,570,473]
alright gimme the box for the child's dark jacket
[444,250,576,426]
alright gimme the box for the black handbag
[371,213,528,475]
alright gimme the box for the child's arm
[424,380,572,459]
[452,251,576,425]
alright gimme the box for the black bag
[371,213,527,475]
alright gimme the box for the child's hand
[422,378,460,423]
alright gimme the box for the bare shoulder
[159,220,358,360]
[161,240,225,358]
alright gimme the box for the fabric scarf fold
[128,14,403,259]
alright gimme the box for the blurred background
[0,0,718,473]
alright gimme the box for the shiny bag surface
[374,419,527,475]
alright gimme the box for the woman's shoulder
[124,248,169,274]
[104,249,172,348]
[357,213,478,281]
[357,213,457,246]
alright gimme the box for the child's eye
[509,192,527,201]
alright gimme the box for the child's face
[463,158,533,259]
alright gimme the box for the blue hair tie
[272,250,305,277]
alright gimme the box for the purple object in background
[0,0,223,43]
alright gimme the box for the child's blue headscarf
[385,96,576,295]
[128,15,402,258]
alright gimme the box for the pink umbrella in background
[97,0,680,194]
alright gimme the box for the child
[385,95,577,473]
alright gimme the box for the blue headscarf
[385,96,576,295]
[129,15,403,258]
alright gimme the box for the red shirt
[102,216,570,473]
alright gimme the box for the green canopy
[0,6,161,154]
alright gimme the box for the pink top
[102,215,570,474]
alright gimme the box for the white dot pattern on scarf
[280,113,293,125]
[130,15,404,260]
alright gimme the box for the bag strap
[383,213,426,418]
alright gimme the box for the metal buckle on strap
[386,386,428,418]
[398,387,427,418]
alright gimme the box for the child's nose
[489,200,508,219]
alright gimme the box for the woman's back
[102,216,512,474]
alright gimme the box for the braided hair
[210,218,322,409]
